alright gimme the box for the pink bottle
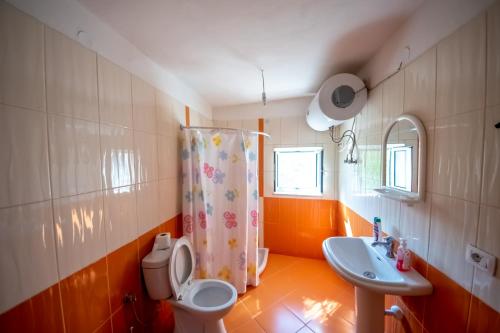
[396,238,411,272]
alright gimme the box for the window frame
[273,146,324,196]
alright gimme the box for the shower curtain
[181,128,259,293]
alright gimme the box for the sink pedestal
[355,287,385,333]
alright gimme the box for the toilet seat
[169,237,196,301]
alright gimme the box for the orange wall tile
[93,319,112,333]
[107,241,141,311]
[467,295,500,332]
[0,285,64,333]
[423,264,471,333]
[263,197,337,259]
[59,257,111,333]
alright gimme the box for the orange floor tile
[225,254,355,333]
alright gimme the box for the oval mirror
[375,114,426,204]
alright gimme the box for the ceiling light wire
[261,68,267,106]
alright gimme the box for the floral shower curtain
[181,128,259,293]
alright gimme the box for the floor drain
[363,271,376,279]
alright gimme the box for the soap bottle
[396,238,411,271]
[373,217,382,242]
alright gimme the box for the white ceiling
[77,0,423,107]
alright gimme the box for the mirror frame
[378,113,426,204]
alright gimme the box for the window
[387,144,413,192]
[274,147,323,196]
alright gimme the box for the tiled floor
[224,254,356,333]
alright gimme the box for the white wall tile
[432,111,484,202]
[48,114,101,198]
[0,105,51,208]
[362,193,381,223]
[424,121,435,191]
[53,191,105,279]
[487,1,500,107]
[264,171,274,197]
[264,144,274,172]
[97,55,132,128]
[136,181,160,234]
[158,135,178,180]
[364,134,382,190]
[159,178,179,221]
[103,185,137,253]
[382,71,404,130]
[0,2,44,111]
[213,120,228,128]
[322,171,335,200]
[280,117,298,144]
[156,91,176,137]
[314,129,332,144]
[399,194,431,259]
[189,109,201,127]
[226,119,243,129]
[242,119,258,131]
[436,14,486,118]
[481,106,500,208]
[100,124,135,190]
[428,193,478,290]
[132,76,156,133]
[45,27,98,122]
[404,47,436,124]
[472,204,500,312]
[365,85,383,135]
[0,201,58,313]
[134,130,158,183]
[323,143,336,173]
[379,196,401,238]
[158,179,169,222]
[297,117,316,144]
[264,118,281,144]
[172,99,186,127]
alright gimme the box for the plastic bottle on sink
[396,238,411,271]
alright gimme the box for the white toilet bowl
[168,279,236,333]
[142,236,237,333]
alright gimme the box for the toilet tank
[142,248,173,300]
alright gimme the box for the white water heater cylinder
[306,73,367,131]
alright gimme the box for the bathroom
[0,0,499,332]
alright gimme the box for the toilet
[142,236,237,333]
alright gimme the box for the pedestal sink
[322,237,432,333]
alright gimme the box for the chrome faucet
[371,236,395,258]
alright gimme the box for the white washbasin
[322,236,432,296]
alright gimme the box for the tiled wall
[0,2,189,332]
[337,2,500,331]
[264,197,337,259]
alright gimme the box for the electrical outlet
[465,244,496,276]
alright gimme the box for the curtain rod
[180,125,271,138]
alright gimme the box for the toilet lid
[168,236,195,300]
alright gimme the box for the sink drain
[363,271,376,279]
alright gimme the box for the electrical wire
[131,300,150,327]
[329,117,358,163]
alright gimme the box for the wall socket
[465,244,496,276]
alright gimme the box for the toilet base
[172,307,227,333]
